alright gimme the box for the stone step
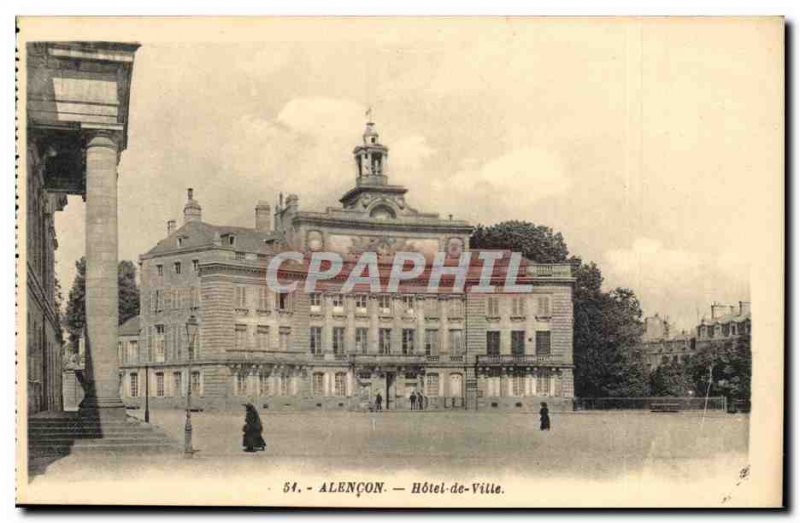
[28,435,177,446]
[30,443,180,455]
[26,414,181,457]
[28,427,168,436]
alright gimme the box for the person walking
[409,391,417,411]
[242,403,267,452]
[539,402,551,431]
[375,392,383,412]
[417,392,425,411]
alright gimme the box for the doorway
[385,372,395,410]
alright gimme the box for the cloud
[275,97,366,138]
[603,238,750,329]
[389,135,436,173]
[417,146,570,224]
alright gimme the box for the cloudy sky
[51,18,781,330]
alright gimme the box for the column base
[79,397,128,421]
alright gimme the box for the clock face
[447,237,464,258]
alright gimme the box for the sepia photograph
[15,16,784,508]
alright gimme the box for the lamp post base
[184,411,194,457]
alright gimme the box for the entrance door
[450,373,463,398]
[385,372,395,410]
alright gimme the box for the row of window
[230,288,552,318]
[155,259,200,277]
[234,325,291,352]
[484,371,557,397]
[144,324,199,363]
[234,286,291,312]
[140,322,551,360]
[307,327,465,356]
[233,373,296,397]
[231,371,556,398]
[227,326,551,356]
[698,321,751,339]
[127,370,202,398]
[147,288,201,314]
[486,331,551,356]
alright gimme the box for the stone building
[25,42,139,417]
[120,122,576,411]
[637,302,751,371]
[696,301,751,352]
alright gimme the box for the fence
[573,396,727,411]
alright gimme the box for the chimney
[255,201,272,231]
[739,301,751,316]
[710,303,734,319]
[183,187,202,224]
[167,219,176,235]
[285,194,299,214]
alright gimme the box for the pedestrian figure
[375,392,383,412]
[539,402,551,431]
[409,391,417,411]
[417,392,425,410]
[242,403,266,452]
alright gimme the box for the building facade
[637,302,751,371]
[121,123,576,411]
[696,301,751,353]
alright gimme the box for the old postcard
[15,16,784,507]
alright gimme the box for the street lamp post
[184,314,199,457]
[144,363,150,423]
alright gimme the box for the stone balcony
[475,354,570,368]
[526,264,573,279]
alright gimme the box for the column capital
[82,127,123,151]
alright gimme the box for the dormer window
[221,233,236,247]
[177,237,184,247]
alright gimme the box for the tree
[118,260,140,325]
[573,287,649,397]
[470,221,569,263]
[64,258,87,348]
[649,361,693,396]
[471,221,648,397]
[64,257,141,349]
[684,335,751,401]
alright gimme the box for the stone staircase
[27,412,181,457]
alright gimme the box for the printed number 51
[283,482,299,493]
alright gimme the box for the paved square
[30,409,749,482]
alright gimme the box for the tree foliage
[118,260,140,325]
[470,221,569,263]
[683,335,751,400]
[470,221,648,397]
[64,257,141,348]
[649,361,694,397]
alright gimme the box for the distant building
[637,301,751,371]
[119,122,577,411]
[696,301,751,352]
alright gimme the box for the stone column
[81,130,125,418]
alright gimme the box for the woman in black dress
[539,402,551,431]
[242,403,267,452]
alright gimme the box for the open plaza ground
[27,409,749,487]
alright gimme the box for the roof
[143,221,282,258]
[119,316,140,337]
[700,311,751,326]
